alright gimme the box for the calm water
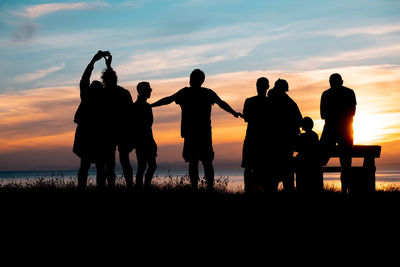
[1,167,399,192]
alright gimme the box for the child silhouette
[133,82,157,189]
[295,117,323,192]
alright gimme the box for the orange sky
[0,65,399,170]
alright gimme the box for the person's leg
[263,171,279,194]
[189,160,200,190]
[282,171,295,192]
[319,125,336,166]
[282,150,295,192]
[119,151,133,189]
[144,157,157,188]
[105,149,116,189]
[77,158,91,190]
[339,143,353,194]
[136,157,146,189]
[244,168,254,193]
[202,159,214,190]
[337,124,354,194]
[95,160,106,189]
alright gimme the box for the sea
[1,167,400,192]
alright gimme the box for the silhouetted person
[101,53,134,189]
[320,73,356,194]
[295,117,323,192]
[151,69,242,190]
[132,82,157,189]
[73,51,107,189]
[241,77,270,193]
[267,79,302,192]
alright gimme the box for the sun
[353,113,388,144]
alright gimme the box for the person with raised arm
[151,69,242,190]
[73,51,106,189]
[101,52,134,189]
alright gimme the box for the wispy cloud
[292,44,400,69]
[320,24,400,37]
[14,62,66,83]
[116,35,272,77]
[11,21,38,42]
[0,64,399,169]
[14,1,108,19]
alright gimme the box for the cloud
[292,44,400,69]
[116,36,270,77]
[12,21,38,42]
[0,64,399,170]
[321,24,400,37]
[14,62,66,83]
[14,1,108,19]
[0,85,79,152]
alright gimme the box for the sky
[0,0,400,171]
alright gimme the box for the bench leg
[363,157,376,192]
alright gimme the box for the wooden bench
[322,145,381,192]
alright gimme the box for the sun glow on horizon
[353,113,395,145]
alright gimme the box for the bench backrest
[328,145,381,158]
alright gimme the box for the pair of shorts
[182,135,214,162]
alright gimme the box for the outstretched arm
[216,98,243,118]
[151,95,175,108]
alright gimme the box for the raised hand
[104,52,112,69]
[92,50,103,62]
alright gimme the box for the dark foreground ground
[2,182,400,224]
[1,182,399,263]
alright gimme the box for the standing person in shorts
[132,82,157,190]
[151,69,242,190]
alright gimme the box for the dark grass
[2,175,400,234]
[2,175,400,215]
[1,176,400,259]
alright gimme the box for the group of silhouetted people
[73,51,156,190]
[73,51,357,194]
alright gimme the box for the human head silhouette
[329,73,343,89]
[101,68,118,88]
[302,116,314,132]
[256,77,269,96]
[274,78,289,92]
[90,80,102,90]
[190,69,205,87]
[137,81,152,99]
